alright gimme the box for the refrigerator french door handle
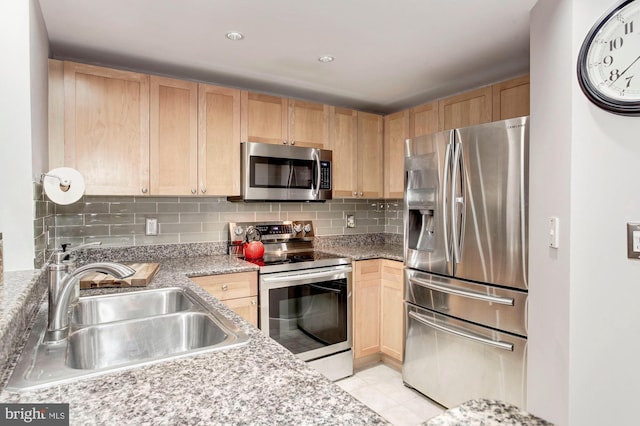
[442,140,452,263]
[450,130,465,263]
[408,277,514,306]
[408,310,514,351]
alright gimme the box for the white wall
[0,0,49,271]
[530,1,640,424]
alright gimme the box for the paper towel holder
[40,167,85,205]
[40,172,71,192]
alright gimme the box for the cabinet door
[384,111,409,199]
[330,107,358,198]
[150,76,198,195]
[357,112,384,198]
[223,296,258,327]
[492,75,530,120]
[410,101,439,138]
[438,86,492,131]
[380,260,404,362]
[64,62,150,195]
[199,84,241,196]
[353,260,381,359]
[241,91,288,145]
[288,99,330,149]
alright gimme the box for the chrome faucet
[44,243,135,343]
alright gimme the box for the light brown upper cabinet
[62,62,150,195]
[198,84,241,196]
[492,75,530,120]
[241,92,329,149]
[329,107,359,198]
[330,109,383,199]
[438,86,493,131]
[150,76,198,196]
[357,112,384,198]
[409,101,439,138]
[383,110,409,199]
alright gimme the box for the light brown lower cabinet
[190,271,258,327]
[353,259,404,366]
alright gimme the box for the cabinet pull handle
[290,140,295,145]
[282,140,288,145]
[251,300,256,306]
[222,284,228,291]
[359,192,363,196]
[353,191,357,196]
[201,187,207,194]
[191,188,196,194]
[141,188,148,194]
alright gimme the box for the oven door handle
[408,276,514,306]
[309,283,342,293]
[408,310,514,351]
[261,267,352,284]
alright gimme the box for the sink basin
[71,287,194,325]
[67,312,227,370]
[6,287,249,391]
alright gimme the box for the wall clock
[577,0,640,116]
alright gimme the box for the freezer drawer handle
[408,311,514,351]
[408,277,514,306]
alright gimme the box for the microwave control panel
[320,161,331,190]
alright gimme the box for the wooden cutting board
[79,262,160,289]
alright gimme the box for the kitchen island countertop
[0,254,388,425]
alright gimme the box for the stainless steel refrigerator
[402,116,529,409]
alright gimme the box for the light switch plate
[549,217,559,249]
[627,223,640,259]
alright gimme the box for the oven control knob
[293,223,303,233]
[234,226,244,236]
[303,224,312,233]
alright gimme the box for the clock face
[578,0,640,115]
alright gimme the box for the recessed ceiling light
[225,31,244,41]
[318,55,335,63]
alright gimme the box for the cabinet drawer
[191,271,257,301]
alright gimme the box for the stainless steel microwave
[229,142,332,202]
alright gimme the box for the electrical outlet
[346,214,356,228]
[627,223,640,259]
[145,218,159,236]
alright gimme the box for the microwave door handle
[408,311,514,351]
[312,150,320,198]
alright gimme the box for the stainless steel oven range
[229,220,353,381]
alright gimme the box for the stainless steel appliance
[229,142,332,202]
[402,116,529,408]
[229,220,353,381]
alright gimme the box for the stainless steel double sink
[6,287,250,391]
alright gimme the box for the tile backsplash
[50,196,403,250]
[33,182,55,268]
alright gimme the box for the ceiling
[38,0,538,114]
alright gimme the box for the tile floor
[336,363,446,425]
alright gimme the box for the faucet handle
[51,241,102,264]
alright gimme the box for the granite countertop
[0,254,388,425]
[425,399,553,426]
